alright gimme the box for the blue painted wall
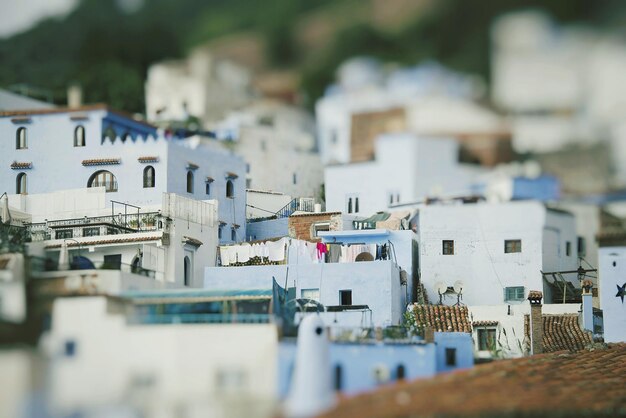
[278,332,474,398]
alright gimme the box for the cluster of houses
[1,9,626,418]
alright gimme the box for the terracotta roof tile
[524,314,593,353]
[82,158,121,166]
[138,156,159,163]
[182,236,203,247]
[45,235,160,249]
[411,304,472,333]
[473,320,499,327]
[319,343,626,418]
[10,161,32,169]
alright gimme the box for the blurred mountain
[0,0,624,113]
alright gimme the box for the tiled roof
[45,235,161,249]
[473,320,499,327]
[226,171,239,179]
[524,314,593,353]
[528,290,543,302]
[0,104,158,130]
[289,212,342,218]
[10,161,32,169]
[138,156,159,163]
[319,343,626,418]
[182,236,203,247]
[82,158,121,166]
[411,304,472,333]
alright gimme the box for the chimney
[581,279,594,332]
[67,84,82,108]
[528,290,543,355]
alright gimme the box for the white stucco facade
[599,247,626,343]
[324,133,484,216]
[0,107,246,244]
[45,296,278,417]
[215,101,323,199]
[204,260,404,327]
[417,201,578,306]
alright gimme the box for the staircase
[275,198,315,219]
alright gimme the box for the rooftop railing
[25,212,163,242]
[128,313,272,325]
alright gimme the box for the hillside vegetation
[0,0,623,113]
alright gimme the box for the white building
[417,201,579,306]
[491,10,626,189]
[44,296,278,418]
[324,133,485,216]
[315,59,507,167]
[214,100,323,198]
[205,260,403,328]
[0,105,246,244]
[145,47,253,124]
[12,188,218,287]
[598,247,626,342]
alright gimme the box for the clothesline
[217,237,394,267]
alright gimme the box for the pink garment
[316,242,328,261]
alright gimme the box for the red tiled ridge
[82,158,121,166]
[524,314,593,353]
[412,304,472,333]
[473,320,499,327]
[10,161,32,169]
[45,235,160,249]
[138,156,159,163]
[318,343,626,418]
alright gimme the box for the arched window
[186,170,194,193]
[131,256,141,274]
[74,125,85,147]
[334,365,343,391]
[88,170,117,192]
[16,127,27,149]
[226,179,234,198]
[143,166,155,188]
[16,173,27,194]
[184,256,191,286]
[396,364,406,381]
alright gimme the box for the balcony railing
[128,313,272,325]
[25,212,163,242]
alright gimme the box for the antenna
[453,280,464,294]
[435,281,447,305]
[454,280,464,306]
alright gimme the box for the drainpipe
[528,290,543,355]
[581,279,594,333]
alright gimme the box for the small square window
[64,340,76,357]
[504,239,522,253]
[445,348,456,366]
[311,222,330,238]
[339,290,352,306]
[477,328,497,351]
[504,286,525,302]
[442,240,454,255]
[55,229,73,239]
[82,227,100,237]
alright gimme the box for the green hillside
[0,0,623,113]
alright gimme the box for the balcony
[25,212,164,242]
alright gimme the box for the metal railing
[25,212,163,242]
[275,198,315,219]
[128,313,272,325]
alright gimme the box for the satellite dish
[453,280,464,294]
[435,281,448,295]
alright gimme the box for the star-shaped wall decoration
[616,283,626,304]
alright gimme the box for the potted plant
[142,215,156,228]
